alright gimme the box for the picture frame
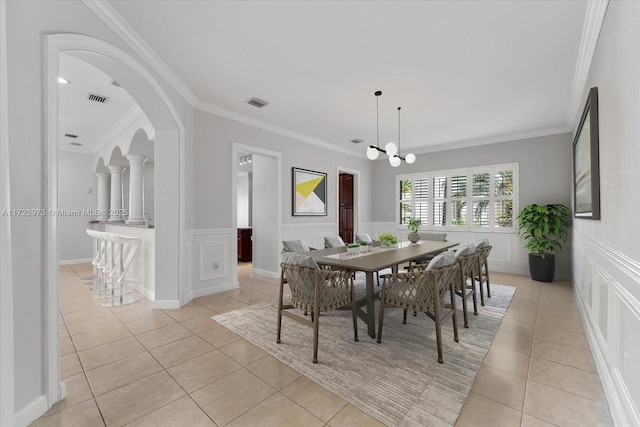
[573,86,600,219]
[292,167,327,216]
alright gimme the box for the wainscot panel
[573,230,640,426]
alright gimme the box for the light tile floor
[32,264,613,426]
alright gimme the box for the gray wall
[193,109,374,230]
[6,0,195,413]
[58,151,97,262]
[372,133,573,221]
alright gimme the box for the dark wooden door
[339,173,354,243]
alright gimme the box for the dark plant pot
[528,253,555,282]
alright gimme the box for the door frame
[231,143,282,281]
[336,166,360,239]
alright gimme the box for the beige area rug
[213,280,515,426]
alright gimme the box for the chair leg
[277,272,285,343]
[403,309,408,324]
[351,285,358,342]
[377,292,386,343]
[312,284,319,364]
[450,281,459,342]
[470,276,478,315]
[376,271,380,286]
[485,261,491,298]
[433,280,444,364]
[459,274,469,328]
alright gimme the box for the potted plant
[516,203,570,282]
[407,218,421,243]
[379,233,398,248]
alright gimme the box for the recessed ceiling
[58,53,140,154]
[107,1,587,154]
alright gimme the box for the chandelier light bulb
[405,153,416,164]
[367,146,380,160]
[385,142,398,157]
[389,155,401,167]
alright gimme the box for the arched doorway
[45,34,185,407]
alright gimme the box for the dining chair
[406,232,448,269]
[354,233,381,286]
[454,244,478,328]
[473,239,492,306]
[324,235,346,248]
[277,252,359,363]
[377,250,459,364]
[282,239,312,253]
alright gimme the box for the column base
[126,218,146,225]
[108,218,125,223]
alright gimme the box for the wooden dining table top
[305,240,459,271]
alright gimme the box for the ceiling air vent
[247,97,269,108]
[64,133,78,139]
[350,138,364,144]
[87,93,109,103]
[70,142,83,147]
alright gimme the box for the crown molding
[82,0,198,106]
[92,105,144,155]
[566,0,609,131]
[410,126,572,155]
[195,100,362,158]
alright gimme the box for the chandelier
[366,91,415,167]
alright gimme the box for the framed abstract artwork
[292,167,327,216]
[573,87,600,219]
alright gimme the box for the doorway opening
[231,143,282,286]
[337,166,360,244]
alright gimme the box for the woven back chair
[474,243,492,306]
[277,262,358,363]
[407,232,448,269]
[455,244,478,328]
[377,261,459,364]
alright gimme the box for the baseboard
[14,394,47,427]
[191,282,238,299]
[252,267,279,279]
[151,299,181,309]
[58,258,92,266]
[128,282,155,302]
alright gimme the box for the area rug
[213,282,515,426]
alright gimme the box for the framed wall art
[573,86,600,219]
[292,167,327,216]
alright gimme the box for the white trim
[281,223,337,230]
[190,282,237,299]
[90,105,143,155]
[14,395,47,427]
[0,1,15,425]
[151,299,181,309]
[199,101,361,158]
[82,0,198,106]
[566,0,610,129]
[44,33,61,410]
[184,228,234,237]
[45,33,186,412]
[58,258,93,266]
[409,126,571,155]
[231,143,283,280]
[252,268,280,280]
[199,243,226,281]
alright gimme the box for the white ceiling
[58,53,140,154]
[70,1,590,156]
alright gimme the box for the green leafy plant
[516,204,570,258]
[407,218,421,233]
[347,243,360,249]
[379,233,398,247]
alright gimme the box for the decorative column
[125,154,146,225]
[94,172,110,221]
[107,164,125,223]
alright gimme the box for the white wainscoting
[184,228,237,302]
[573,230,640,427]
[366,222,532,277]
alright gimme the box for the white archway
[45,34,186,408]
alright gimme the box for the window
[396,163,518,232]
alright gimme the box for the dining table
[305,240,459,338]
